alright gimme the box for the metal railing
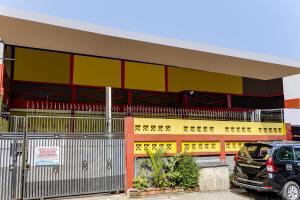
[0,113,25,133]
[22,101,284,123]
[26,115,124,134]
[122,106,283,122]
[0,114,124,134]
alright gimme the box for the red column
[183,93,189,107]
[285,123,293,141]
[69,54,76,103]
[0,63,4,96]
[219,138,226,162]
[128,90,132,105]
[227,94,232,108]
[164,66,168,92]
[125,117,135,192]
[176,138,182,153]
[121,60,125,89]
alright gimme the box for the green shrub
[138,149,200,190]
[164,156,182,187]
[133,170,149,189]
[176,153,200,189]
[147,147,168,187]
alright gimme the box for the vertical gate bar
[20,115,27,199]
[10,130,17,199]
[106,87,112,134]
[1,139,6,199]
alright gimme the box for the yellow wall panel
[168,67,243,94]
[125,61,165,91]
[14,47,70,84]
[182,142,220,153]
[73,55,121,87]
[133,118,286,136]
[134,142,177,154]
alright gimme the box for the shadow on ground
[230,187,282,200]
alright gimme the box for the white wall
[283,75,300,100]
[0,40,3,64]
[284,108,300,126]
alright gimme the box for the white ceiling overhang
[1,7,300,80]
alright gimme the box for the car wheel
[282,181,300,200]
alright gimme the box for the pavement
[54,188,283,200]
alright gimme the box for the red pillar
[285,123,293,141]
[164,66,168,92]
[125,117,135,192]
[219,138,226,163]
[121,60,125,89]
[69,54,76,103]
[0,63,4,96]
[227,94,232,108]
[176,138,182,153]
[183,93,189,107]
[128,90,132,105]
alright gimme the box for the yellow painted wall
[14,47,70,84]
[13,47,244,94]
[168,67,243,94]
[73,55,121,87]
[125,61,165,91]
[133,118,286,136]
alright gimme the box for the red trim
[11,79,283,99]
[220,138,226,162]
[134,152,220,157]
[69,54,74,84]
[125,117,135,192]
[183,93,188,107]
[0,64,4,95]
[128,90,132,105]
[9,98,251,112]
[164,66,168,92]
[286,123,293,141]
[121,60,125,88]
[131,134,286,142]
[11,79,283,98]
[70,54,77,103]
[285,98,300,108]
[227,94,232,108]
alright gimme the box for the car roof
[244,141,300,147]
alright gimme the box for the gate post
[219,138,226,163]
[106,87,112,134]
[0,39,5,110]
[20,115,28,199]
[124,117,134,192]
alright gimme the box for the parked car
[232,141,300,200]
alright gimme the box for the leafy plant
[147,147,168,187]
[176,153,200,189]
[164,156,182,187]
[136,150,200,190]
[133,170,149,189]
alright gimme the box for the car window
[239,144,272,160]
[294,147,300,161]
[277,146,294,161]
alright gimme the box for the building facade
[0,7,300,199]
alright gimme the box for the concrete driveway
[55,188,282,200]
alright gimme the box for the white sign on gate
[34,146,60,166]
